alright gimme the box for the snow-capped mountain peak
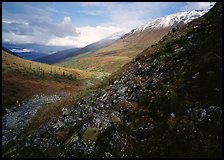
[133,7,213,33]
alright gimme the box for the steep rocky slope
[3,3,222,158]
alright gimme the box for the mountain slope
[132,9,210,32]
[58,3,222,157]
[33,48,80,64]
[2,43,71,60]
[56,8,212,74]
[34,38,116,64]
[2,47,22,58]
[2,50,97,110]
[3,2,221,158]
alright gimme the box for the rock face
[2,3,222,158]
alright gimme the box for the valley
[55,9,207,75]
[2,2,221,158]
[2,49,110,117]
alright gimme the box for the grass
[2,48,112,142]
[5,74,111,154]
[2,50,101,110]
[2,48,112,143]
[55,27,170,76]
[2,50,96,80]
[3,3,222,157]
[56,54,131,73]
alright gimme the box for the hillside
[34,38,116,64]
[2,43,71,60]
[3,2,222,158]
[56,9,210,74]
[2,50,98,110]
[2,47,22,58]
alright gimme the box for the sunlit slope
[2,50,96,80]
[2,50,98,109]
[55,28,170,73]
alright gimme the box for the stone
[198,109,206,122]
[170,113,175,118]
[62,108,71,116]
[54,120,63,129]
[25,143,31,147]
[188,34,194,39]
[113,99,118,104]
[65,132,79,145]
[114,80,118,85]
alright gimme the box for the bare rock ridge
[2,2,222,158]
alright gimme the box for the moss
[111,115,121,125]
[82,127,100,143]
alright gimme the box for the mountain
[3,2,221,158]
[56,8,212,74]
[2,43,72,60]
[117,8,212,44]
[34,37,117,64]
[131,9,210,33]
[33,48,80,64]
[2,47,22,58]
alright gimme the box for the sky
[2,2,215,48]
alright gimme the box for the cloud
[47,25,125,47]
[3,21,33,36]
[80,2,184,30]
[80,9,104,16]
[79,2,112,7]
[46,36,77,47]
[3,16,79,45]
[44,6,69,15]
[180,2,216,11]
[53,17,78,37]
[3,2,216,48]
[4,14,124,47]
[75,25,125,47]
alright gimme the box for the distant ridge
[2,47,22,58]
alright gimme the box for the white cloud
[44,6,69,15]
[3,16,79,45]
[62,17,71,24]
[79,2,184,30]
[3,15,125,47]
[79,2,111,7]
[181,2,216,11]
[75,25,125,47]
[46,36,77,47]
[53,17,78,37]
[3,2,216,48]
[80,9,103,16]
[47,25,126,47]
